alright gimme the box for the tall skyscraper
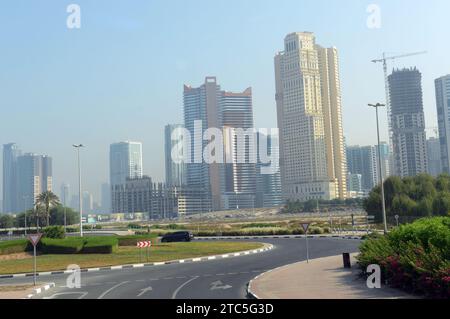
[60,183,70,207]
[184,77,222,211]
[17,153,53,211]
[346,145,377,193]
[275,32,347,202]
[165,124,187,187]
[222,88,257,209]
[110,141,143,213]
[256,132,283,208]
[82,191,94,214]
[426,137,442,177]
[435,75,450,173]
[101,183,111,213]
[183,77,256,211]
[2,143,21,213]
[317,45,348,199]
[389,67,428,177]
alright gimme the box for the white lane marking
[97,281,129,299]
[44,292,88,299]
[171,276,199,299]
[210,280,232,290]
[137,286,153,297]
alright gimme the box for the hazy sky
[1,0,449,203]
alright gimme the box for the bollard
[343,253,351,268]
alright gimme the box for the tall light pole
[368,103,388,234]
[73,144,84,237]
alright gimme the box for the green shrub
[40,238,84,254]
[43,226,66,239]
[291,228,305,235]
[81,237,118,254]
[0,239,31,255]
[309,227,324,235]
[357,217,450,298]
[240,223,278,229]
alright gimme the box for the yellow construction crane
[371,51,427,145]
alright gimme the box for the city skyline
[1,1,449,201]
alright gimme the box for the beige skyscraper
[275,32,347,201]
[317,46,347,199]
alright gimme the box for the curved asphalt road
[1,237,360,299]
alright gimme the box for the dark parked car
[160,231,194,243]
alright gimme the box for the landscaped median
[0,235,264,275]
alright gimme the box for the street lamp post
[368,103,389,235]
[73,144,84,237]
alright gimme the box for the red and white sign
[28,233,43,247]
[301,223,311,233]
[137,241,152,248]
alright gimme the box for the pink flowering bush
[358,217,450,298]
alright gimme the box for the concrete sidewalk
[248,254,417,299]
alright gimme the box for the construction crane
[371,51,427,146]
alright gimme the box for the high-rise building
[17,153,53,211]
[2,143,21,213]
[101,183,111,213]
[82,191,94,214]
[347,173,362,193]
[110,141,143,213]
[426,137,442,177]
[256,132,283,208]
[275,32,346,201]
[222,88,257,209]
[184,77,222,211]
[435,75,450,173]
[316,45,348,199]
[111,176,178,219]
[347,145,377,193]
[389,67,428,177]
[183,77,256,212]
[60,183,70,207]
[165,124,187,187]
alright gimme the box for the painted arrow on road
[210,281,232,290]
[137,286,153,297]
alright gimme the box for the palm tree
[35,191,60,227]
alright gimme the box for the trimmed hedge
[81,237,118,254]
[40,238,85,254]
[0,239,31,255]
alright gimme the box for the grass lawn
[0,241,263,275]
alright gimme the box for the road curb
[25,283,55,299]
[0,244,274,279]
[196,235,362,241]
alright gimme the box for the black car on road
[160,231,194,243]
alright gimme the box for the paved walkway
[249,254,417,299]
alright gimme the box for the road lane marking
[44,292,88,299]
[172,276,199,299]
[137,286,153,297]
[210,280,232,290]
[98,281,129,299]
